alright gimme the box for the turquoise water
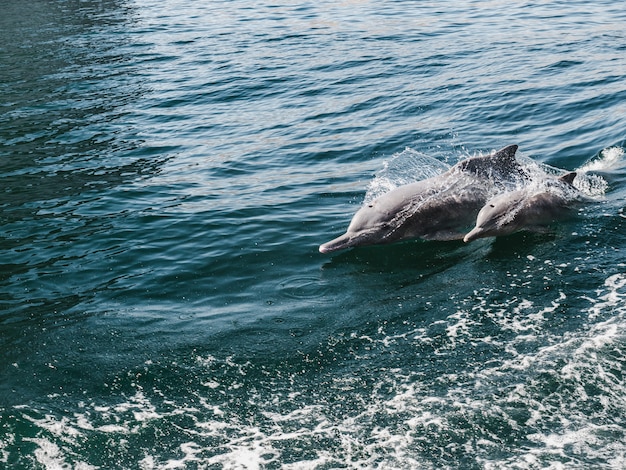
[1,0,626,468]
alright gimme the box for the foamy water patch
[474,273,626,468]
[5,274,626,468]
[186,276,623,468]
[22,437,97,470]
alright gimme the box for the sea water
[1,1,626,468]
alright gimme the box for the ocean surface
[1,1,626,468]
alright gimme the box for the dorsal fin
[455,144,521,179]
[492,144,518,161]
[559,172,577,185]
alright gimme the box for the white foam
[22,414,83,443]
[23,437,97,470]
[0,432,13,465]
[139,454,155,469]
[579,146,625,173]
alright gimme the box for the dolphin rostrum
[463,172,581,242]
[319,145,522,254]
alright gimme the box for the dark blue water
[2,1,626,468]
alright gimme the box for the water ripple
[1,0,626,468]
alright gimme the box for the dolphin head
[463,191,524,242]
[319,199,399,253]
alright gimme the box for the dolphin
[463,172,581,242]
[319,145,523,253]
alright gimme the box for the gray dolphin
[463,172,580,242]
[319,145,522,253]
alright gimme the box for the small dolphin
[463,172,580,242]
[319,145,522,253]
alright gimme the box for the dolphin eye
[368,204,374,208]
[489,204,495,208]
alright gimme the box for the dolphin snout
[463,227,483,243]
[319,233,353,254]
[318,243,333,254]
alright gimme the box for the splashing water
[579,146,625,173]
[364,148,451,203]
[364,147,609,207]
